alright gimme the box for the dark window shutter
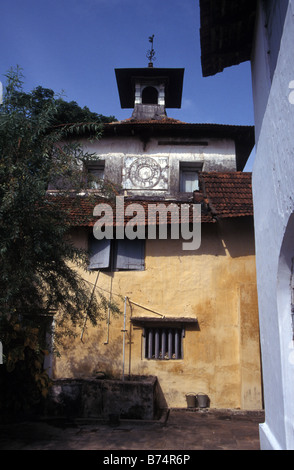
[115,239,145,271]
[88,237,111,270]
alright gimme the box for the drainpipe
[122,296,127,381]
[104,275,113,345]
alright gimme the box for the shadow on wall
[154,379,168,414]
[147,218,255,259]
[277,212,294,356]
[55,327,125,379]
[216,217,256,258]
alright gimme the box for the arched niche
[142,86,158,105]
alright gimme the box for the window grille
[143,327,184,360]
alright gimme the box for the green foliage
[53,96,117,126]
[0,67,121,416]
[3,79,117,127]
[0,318,52,417]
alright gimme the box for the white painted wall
[81,135,236,196]
[251,0,294,450]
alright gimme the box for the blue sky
[1,0,255,169]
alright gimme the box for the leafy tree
[0,68,120,417]
[20,85,117,126]
[54,96,117,126]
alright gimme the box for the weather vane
[147,34,156,67]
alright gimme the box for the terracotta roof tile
[45,194,213,227]
[45,172,253,228]
[111,117,186,125]
[199,172,253,218]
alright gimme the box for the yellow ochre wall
[53,218,263,410]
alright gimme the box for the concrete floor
[0,409,264,451]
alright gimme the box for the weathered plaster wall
[81,136,236,196]
[53,219,262,411]
[45,376,158,420]
[251,0,294,450]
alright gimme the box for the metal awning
[131,317,198,327]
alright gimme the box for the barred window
[144,327,184,360]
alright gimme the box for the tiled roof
[45,194,213,227]
[199,172,253,218]
[107,117,186,125]
[46,172,253,227]
[104,120,255,138]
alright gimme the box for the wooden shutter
[115,239,145,271]
[88,237,111,270]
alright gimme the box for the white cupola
[115,36,184,121]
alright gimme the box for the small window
[86,161,105,189]
[180,163,202,193]
[89,236,145,272]
[144,327,184,360]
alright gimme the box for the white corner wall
[252,0,294,450]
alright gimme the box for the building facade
[48,61,262,412]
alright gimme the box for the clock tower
[115,37,184,121]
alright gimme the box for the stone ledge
[44,376,158,421]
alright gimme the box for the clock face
[129,157,162,188]
[123,156,169,190]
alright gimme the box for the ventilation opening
[144,327,183,360]
[142,86,158,105]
